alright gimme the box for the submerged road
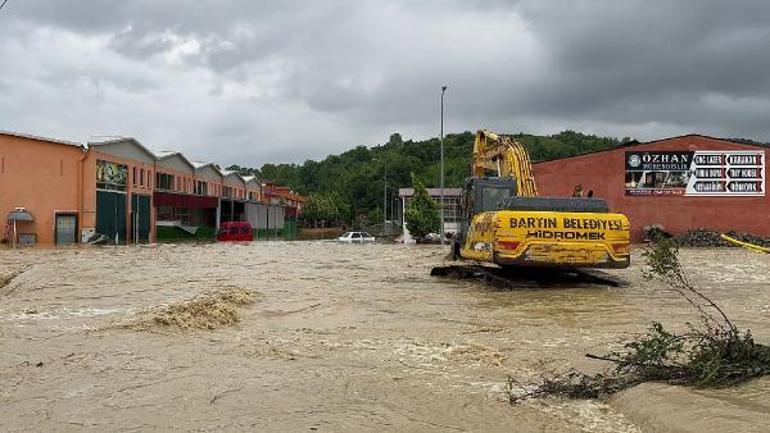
[0,243,768,432]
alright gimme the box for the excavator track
[430,264,627,289]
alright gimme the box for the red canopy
[153,192,218,208]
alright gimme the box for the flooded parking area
[1,242,768,432]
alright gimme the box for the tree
[232,130,628,224]
[301,190,349,227]
[404,174,440,239]
[387,132,404,147]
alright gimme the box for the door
[55,214,77,245]
[131,194,151,243]
[97,191,127,243]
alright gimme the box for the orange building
[2,130,305,245]
[0,132,85,245]
[86,137,157,243]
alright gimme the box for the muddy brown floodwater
[0,243,768,432]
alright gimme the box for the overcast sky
[1,1,768,165]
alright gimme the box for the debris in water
[121,287,258,331]
[0,267,26,293]
[445,342,507,367]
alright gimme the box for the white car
[338,231,376,243]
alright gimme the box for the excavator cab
[454,177,518,258]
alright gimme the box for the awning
[153,192,218,208]
[7,209,34,221]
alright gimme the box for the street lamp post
[440,85,448,246]
[383,160,388,235]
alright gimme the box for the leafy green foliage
[404,174,440,239]
[302,191,350,227]
[229,130,624,224]
[508,240,770,403]
[226,164,261,178]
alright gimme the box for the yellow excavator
[452,130,631,269]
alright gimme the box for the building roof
[533,133,769,165]
[221,169,246,183]
[152,149,196,171]
[191,161,224,177]
[88,136,157,160]
[398,187,463,198]
[617,133,769,149]
[0,130,84,148]
[242,175,262,186]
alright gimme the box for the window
[140,169,145,186]
[229,226,239,235]
[175,207,190,225]
[156,172,174,190]
[240,225,250,234]
[157,205,174,220]
[481,187,511,212]
[195,181,208,195]
[352,232,361,239]
[132,167,137,186]
[223,186,234,198]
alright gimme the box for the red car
[217,221,253,242]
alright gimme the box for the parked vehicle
[337,231,375,243]
[217,221,253,242]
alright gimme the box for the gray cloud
[1,0,768,166]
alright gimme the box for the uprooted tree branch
[507,238,770,404]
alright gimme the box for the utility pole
[383,160,388,235]
[440,85,448,245]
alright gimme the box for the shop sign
[625,150,765,197]
[96,160,128,191]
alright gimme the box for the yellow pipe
[720,234,770,254]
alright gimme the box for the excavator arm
[472,129,538,197]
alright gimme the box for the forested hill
[227,130,631,222]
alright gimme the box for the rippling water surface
[0,243,768,432]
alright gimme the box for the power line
[0,0,9,11]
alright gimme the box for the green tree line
[227,130,631,225]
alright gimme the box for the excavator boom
[472,130,538,197]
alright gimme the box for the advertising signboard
[96,160,128,191]
[625,150,764,197]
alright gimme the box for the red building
[533,134,768,241]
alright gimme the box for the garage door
[97,191,127,243]
[132,194,151,243]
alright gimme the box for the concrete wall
[244,203,285,230]
[0,134,83,244]
[533,135,769,241]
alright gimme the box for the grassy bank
[297,227,344,240]
[156,226,216,243]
